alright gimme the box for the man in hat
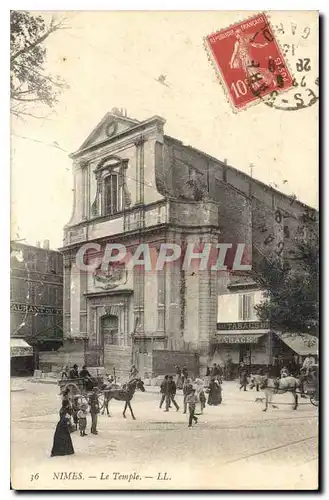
[80,365,93,391]
[88,387,100,435]
[69,364,79,379]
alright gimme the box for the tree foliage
[252,214,319,335]
[10,11,69,119]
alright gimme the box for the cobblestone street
[11,378,318,490]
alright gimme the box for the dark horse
[102,378,145,420]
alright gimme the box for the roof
[164,135,317,213]
[275,333,318,356]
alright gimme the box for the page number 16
[231,80,248,98]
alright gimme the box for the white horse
[249,374,301,412]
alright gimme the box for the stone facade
[60,111,317,375]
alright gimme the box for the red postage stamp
[204,13,294,111]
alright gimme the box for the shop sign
[10,303,63,315]
[217,321,270,331]
[216,335,263,344]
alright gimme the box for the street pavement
[11,378,318,490]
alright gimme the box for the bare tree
[10,11,69,120]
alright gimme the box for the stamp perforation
[203,11,297,113]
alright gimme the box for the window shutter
[238,294,243,320]
[245,294,251,320]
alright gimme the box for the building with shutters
[215,276,318,375]
[10,241,63,374]
[59,109,317,378]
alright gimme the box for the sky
[11,10,319,250]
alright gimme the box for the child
[71,396,80,431]
[183,378,194,414]
[185,388,199,428]
[77,404,88,437]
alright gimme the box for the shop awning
[214,333,265,344]
[11,338,33,357]
[275,333,318,356]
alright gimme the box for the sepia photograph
[10,9,319,491]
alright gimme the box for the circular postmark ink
[249,18,319,111]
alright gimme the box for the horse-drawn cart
[302,365,319,407]
[58,376,106,409]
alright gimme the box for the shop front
[10,338,34,376]
[271,332,318,368]
[212,321,271,377]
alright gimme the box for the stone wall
[152,350,199,376]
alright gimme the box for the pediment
[77,112,140,152]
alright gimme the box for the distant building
[10,240,63,374]
[58,111,317,378]
[215,276,318,374]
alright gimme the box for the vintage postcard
[10,10,319,490]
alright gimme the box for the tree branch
[10,17,69,62]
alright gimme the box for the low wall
[151,350,199,377]
[39,351,85,373]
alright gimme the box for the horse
[102,377,145,420]
[249,374,301,411]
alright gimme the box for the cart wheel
[98,393,105,411]
[310,395,319,407]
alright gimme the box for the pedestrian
[77,404,88,437]
[159,375,168,409]
[129,364,139,379]
[69,364,79,379]
[225,355,233,381]
[175,365,183,389]
[183,377,194,414]
[182,366,188,384]
[61,365,69,379]
[186,388,199,428]
[194,378,206,414]
[62,388,71,407]
[207,377,222,406]
[164,375,179,412]
[71,395,80,431]
[88,387,100,435]
[239,362,248,391]
[302,353,316,376]
[51,400,75,457]
[211,363,221,381]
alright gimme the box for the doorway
[101,314,119,346]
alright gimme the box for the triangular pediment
[77,111,140,152]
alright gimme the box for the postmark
[262,18,319,111]
[204,13,294,111]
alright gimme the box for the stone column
[135,137,145,205]
[63,253,72,339]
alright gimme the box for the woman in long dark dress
[207,378,222,406]
[51,401,75,457]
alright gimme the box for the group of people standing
[159,368,223,428]
[51,374,101,457]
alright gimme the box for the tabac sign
[10,303,63,315]
[217,321,270,331]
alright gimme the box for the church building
[59,109,317,378]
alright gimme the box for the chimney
[43,240,50,250]
[36,241,41,248]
